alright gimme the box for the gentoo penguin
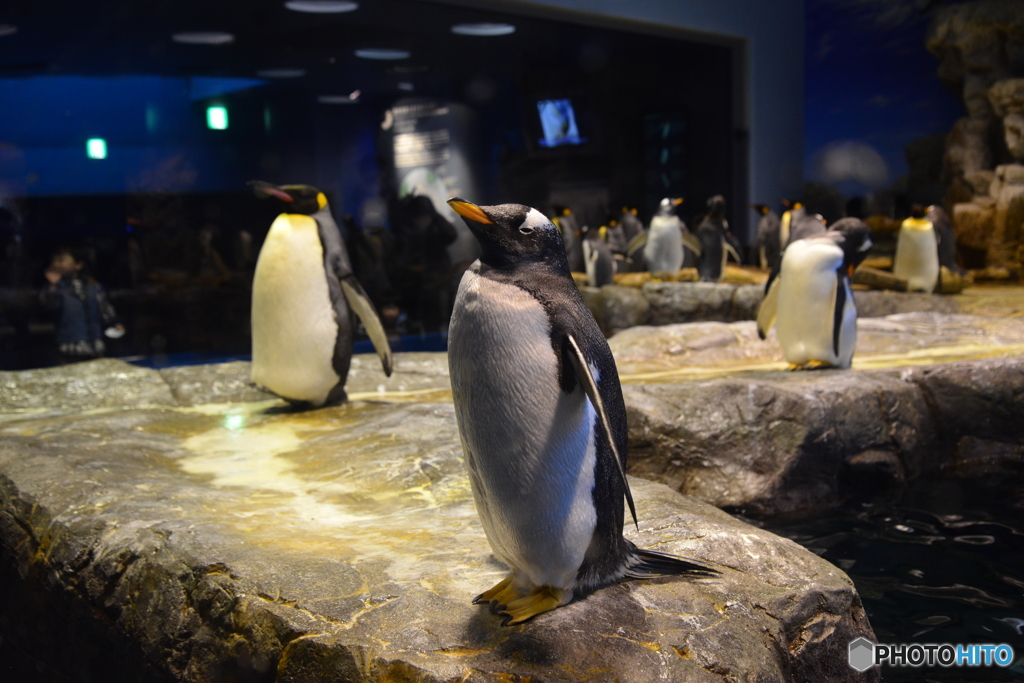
[752,204,781,270]
[644,198,695,275]
[696,195,742,282]
[927,204,962,274]
[582,224,615,286]
[446,198,716,625]
[757,218,872,370]
[249,182,393,406]
[552,206,584,273]
[893,205,940,293]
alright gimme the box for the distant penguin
[927,204,961,275]
[553,206,584,273]
[249,182,393,407]
[893,205,940,293]
[604,217,628,255]
[752,204,781,270]
[618,207,645,242]
[696,195,741,282]
[446,197,716,625]
[644,198,692,274]
[582,225,615,286]
[757,218,873,370]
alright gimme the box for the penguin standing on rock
[757,218,873,370]
[644,198,697,274]
[893,205,940,293]
[249,182,393,407]
[927,204,962,275]
[582,224,615,286]
[446,198,716,626]
[752,204,781,270]
[552,206,584,273]
[695,195,742,282]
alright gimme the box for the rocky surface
[582,278,1024,335]
[0,399,876,682]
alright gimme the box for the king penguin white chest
[448,263,598,589]
[775,238,857,367]
[251,214,340,404]
[893,223,939,293]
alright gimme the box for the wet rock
[617,331,1024,518]
[953,198,997,252]
[852,290,959,317]
[160,361,274,406]
[0,358,175,412]
[0,401,876,682]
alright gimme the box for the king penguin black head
[829,217,873,270]
[707,195,726,219]
[448,198,567,270]
[249,181,326,215]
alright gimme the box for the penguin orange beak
[447,198,493,224]
[673,198,684,205]
[250,181,294,203]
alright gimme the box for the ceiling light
[173,32,234,45]
[256,68,306,78]
[451,23,515,36]
[397,82,414,91]
[355,48,409,60]
[0,25,17,38]
[285,1,358,13]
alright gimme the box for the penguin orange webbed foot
[474,574,522,614]
[805,360,835,370]
[786,362,802,371]
[498,586,565,626]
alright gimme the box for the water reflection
[763,463,1024,681]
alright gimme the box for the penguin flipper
[339,277,394,377]
[723,240,742,264]
[756,275,780,340]
[832,269,846,358]
[625,231,647,257]
[565,334,638,530]
[682,229,703,257]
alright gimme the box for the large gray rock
[642,282,763,326]
[623,355,1024,518]
[0,400,875,682]
[160,361,275,406]
[0,358,175,412]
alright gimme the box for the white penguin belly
[775,239,857,367]
[251,214,340,404]
[644,218,683,273]
[893,227,939,293]
[449,264,598,591]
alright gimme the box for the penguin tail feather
[624,545,719,579]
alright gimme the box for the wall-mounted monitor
[536,99,586,148]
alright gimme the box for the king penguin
[446,198,716,625]
[582,224,616,286]
[893,205,940,293]
[552,206,584,273]
[752,204,781,270]
[249,182,393,407]
[757,217,872,370]
[695,195,742,282]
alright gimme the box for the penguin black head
[829,217,873,272]
[751,204,770,216]
[910,204,926,219]
[249,181,327,215]
[707,195,726,219]
[448,198,567,270]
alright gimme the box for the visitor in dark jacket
[41,248,123,361]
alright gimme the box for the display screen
[536,99,586,148]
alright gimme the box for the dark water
[762,464,1024,682]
